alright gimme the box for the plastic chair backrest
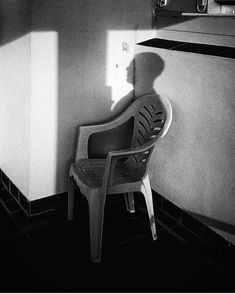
[109,93,172,184]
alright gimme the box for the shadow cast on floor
[0,181,235,292]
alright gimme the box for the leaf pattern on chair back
[110,94,170,186]
[135,100,165,147]
[129,95,166,174]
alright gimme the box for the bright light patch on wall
[106,30,135,111]
[0,33,31,197]
[30,31,59,200]
[106,30,156,111]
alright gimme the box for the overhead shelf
[214,0,235,4]
[181,12,235,16]
[138,38,235,59]
[154,9,235,17]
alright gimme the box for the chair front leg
[124,192,135,213]
[141,175,157,241]
[68,175,76,221]
[88,190,106,263]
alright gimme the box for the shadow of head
[126,52,165,90]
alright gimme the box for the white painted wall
[135,45,235,244]
[0,0,155,200]
[29,0,155,200]
[147,14,235,244]
[29,32,59,200]
[0,34,31,196]
[0,0,31,196]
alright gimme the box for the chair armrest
[108,146,150,158]
[74,126,92,161]
[104,144,154,187]
[74,107,134,162]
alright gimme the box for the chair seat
[71,158,144,188]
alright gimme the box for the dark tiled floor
[0,182,235,292]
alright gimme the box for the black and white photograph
[0,0,235,292]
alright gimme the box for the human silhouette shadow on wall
[88,52,165,158]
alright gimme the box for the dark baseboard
[0,168,67,216]
[151,190,234,252]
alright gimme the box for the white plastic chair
[68,93,172,262]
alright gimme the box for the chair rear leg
[88,190,106,263]
[68,176,75,221]
[141,175,157,241]
[124,192,135,213]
